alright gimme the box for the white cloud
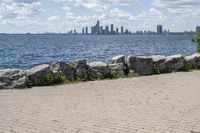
[153,0,200,17]
[0,0,43,20]
[53,0,138,13]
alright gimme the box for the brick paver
[1,71,200,133]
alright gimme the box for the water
[0,34,196,69]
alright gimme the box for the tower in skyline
[86,27,88,34]
[157,25,163,35]
[111,24,114,35]
[82,28,84,34]
[105,26,109,34]
[121,26,124,35]
[116,28,119,34]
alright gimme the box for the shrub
[194,30,200,52]
[28,73,71,87]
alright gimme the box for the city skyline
[67,20,196,35]
[0,0,200,33]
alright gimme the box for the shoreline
[1,53,200,89]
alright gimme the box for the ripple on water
[0,34,196,69]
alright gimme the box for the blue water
[0,34,196,69]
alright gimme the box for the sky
[0,0,200,33]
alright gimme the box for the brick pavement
[0,71,200,133]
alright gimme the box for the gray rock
[150,55,166,73]
[165,54,184,71]
[87,68,102,80]
[50,61,75,80]
[184,53,200,69]
[109,63,125,78]
[0,69,27,89]
[70,59,88,69]
[127,56,154,75]
[70,60,88,79]
[26,64,55,86]
[112,55,125,65]
[88,61,111,77]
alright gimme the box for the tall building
[105,26,109,34]
[196,26,200,33]
[82,28,84,34]
[96,21,100,34]
[91,21,101,34]
[86,27,88,34]
[157,25,163,35]
[121,26,124,35]
[116,28,118,34]
[74,29,77,34]
[125,29,129,35]
[91,26,94,34]
[111,24,114,35]
[100,26,103,34]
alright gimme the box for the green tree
[194,30,200,52]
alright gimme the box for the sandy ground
[1,71,200,133]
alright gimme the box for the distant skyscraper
[82,28,84,34]
[121,26,124,35]
[196,26,200,33]
[96,21,100,34]
[105,26,109,34]
[86,27,88,34]
[100,26,103,34]
[97,21,100,27]
[111,24,114,35]
[91,26,94,34]
[125,29,128,35]
[116,28,118,34]
[157,25,163,35]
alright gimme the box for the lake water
[0,34,196,69]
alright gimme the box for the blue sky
[0,0,200,33]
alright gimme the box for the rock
[150,55,166,73]
[165,54,184,71]
[69,60,88,80]
[88,61,111,77]
[87,68,103,80]
[50,61,75,80]
[26,64,55,86]
[0,69,27,89]
[109,63,125,78]
[184,53,200,69]
[127,56,154,75]
[69,59,88,69]
[112,55,125,65]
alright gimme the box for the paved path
[1,71,200,133]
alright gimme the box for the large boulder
[127,56,154,75]
[165,54,184,72]
[50,61,75,80]
[109,63,125,78]
[87,68,103,80]
[150,55,166,73]
[88,61,111,77]
[69,60,88,80]
[26,64,56,86]
[112,55,125,65]
[70,59,88,69]
[0,69,27,89]
[184,53,200,69]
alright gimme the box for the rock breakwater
[1,53,200,89]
